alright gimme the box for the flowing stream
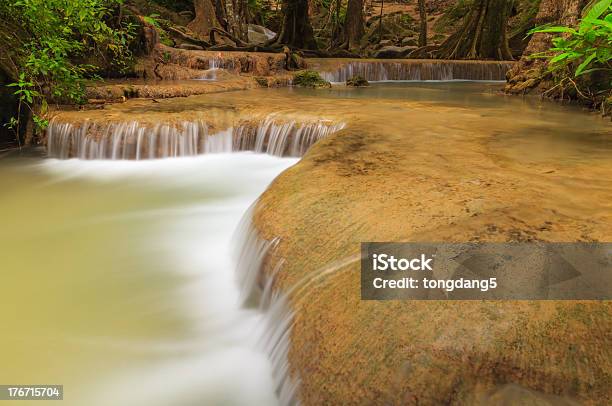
[0,153,298,406]
[1,81,610,406]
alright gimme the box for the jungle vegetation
[530,0,611,110]
[0,0,610,147]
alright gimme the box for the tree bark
[214,0,229,32]
[275,0,317,49]
[226,0,249,42]
[516,0,586,60]
[418,0,427,47]
[188,0,220,38]
[377,0,384,43]
[505,0,588,93]
[435,0,514,60]
[345,0,365,50]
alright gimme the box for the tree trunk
[345,0,365,50]
[515,0,586,60]
[418,0,427,47]
[214,0,229,32]
[275,0,317,49]
[188,0,220,38]
[435,0,514,60]
[377,0,384,43]
[505,0,588,93]
[226,0,249,42]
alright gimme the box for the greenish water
[0,153,297,405]
[1,81,610,405]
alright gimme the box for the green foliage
[7,73,40,105]
[530,0,612,78]
[142,13,162,29]
[1,0,135,136]
[293,70,331,88]
[143,13,174,46]
[346,75,369,87]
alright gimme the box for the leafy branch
[529,0,611,78]
[1,0,136,143]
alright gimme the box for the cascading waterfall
[199,57,233,80]
[232,208,364,406]
[317,60,515,83]
[233,209,300,406]
[47,116,346,160]
[42,98,338,406]
[44,112,345,405]
[45,112,343,406]
[207,56,235,71]
[234,116,345,157]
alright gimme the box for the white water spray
[47,115,345,160]
[317,60,515,83]
[38,153,301,406]
[39,110,344,405]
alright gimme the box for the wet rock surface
[345,75,369,87]
[244,86,612,405]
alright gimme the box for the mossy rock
[292,70,331,88]
[254,76,269,87]
[346,75,369,87]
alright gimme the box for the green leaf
[530,26,578,35]
[575,53,598,76]
[585,0,612,21]
[550,53,571,63]
[583,17,612,30]
[577,67,605,76]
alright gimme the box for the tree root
[209,27,248,47]
[407,45,438,59]
[207,44,284,52]
[299,49,361,58]
[167,26,211,48]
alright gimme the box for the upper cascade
[311,59,515,82]
[46,115,346,160]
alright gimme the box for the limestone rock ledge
[251,112,611,405]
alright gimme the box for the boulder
[248,30,268,45]
[293,70,331,88]
[248,24,276,45]
[374,45,417,59]
[346,75,369,87]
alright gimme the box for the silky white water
[46,115,346,160]
[0,153,297,406]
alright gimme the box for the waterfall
[234,116,346,157]
[207,56,234,71]
[233,208,300,406]
[47,116,346,160]
[199,57,231,80]
[196,56,236,80]
[315,60,515,83]
[232,208,363,406]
